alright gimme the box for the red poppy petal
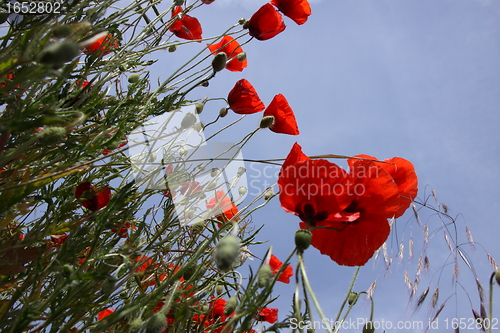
[248,4,286,41]
[259,308,278,323]
[281,142,310,173]
[303,212,390,266]
[170,7,203,41]
[97,308,115,320]
[382,157,418,217]
[228,79,265,114]
[270,0,312,25]
[263,94,299,135]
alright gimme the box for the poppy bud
[37,127,66,145]
[202,304,209,312]
[216,284,224,295]
[195,102,205,114]
[257,263,273,288]
[211,168,220,177]
[224,296,238,316]
[219,107,228,118]
[237,167,246,176]
[130,318,143,331]
[295,229,312,251]
[495,271,500,286]
[238,186,247,196]
[214,235,240,273]
[237,52,246,62]
[259,116,275,129]
[39,40,80,66]
[191,220,205,234]
[362,321,375,333]
[182,263,197,280]
[242,20,249,30]
[119,64,127,72]
[200,80,209,87]
[212,52,227,72]
[52,25,73,38]
[128,74,140,83]
[145,312,166,333]
[238,18,247,25]
[168,45,177,52]
[174,0,184,5]
[62,264,74,278]
[348,292,359,305]
[264,189,274,200]
[181,112,197,129]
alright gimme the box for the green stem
[334,266,360,326]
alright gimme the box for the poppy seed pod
[62,264,74,278]
[295,229,312,251]
[181,112,197,129]
[362,321,375,333]
[347,292,359,305]
[214,235,240,272]
[39,40,80,66]
[145,312,166,333]
[219,107,229,117]
[224,296,238,316]
[212,52,227,72]
[128,74,140,83]
[168,45,177,52]
[257,263,273,288]
[237,167,246,176]
[216,284,224,295]
[259,115,275,129]
[37,127,66,145]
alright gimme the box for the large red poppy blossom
[257,308,278,323]
[206,191,239,224]
[75,182,111,211]
[208,36,247,72]
[269,254,293,283]
[227,79,265,114]
[279,159,358,226]
[351,155,418,218]
[280,142,309,173]
[270,0,312,25]
[82,34,118,56]
[263,94,299,135]
[170,6,203,41]
[300,159,400,266]
[248,4,286,41]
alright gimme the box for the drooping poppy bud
[348,292,359,305]
[259,115,275,129]
[128,74,140,83]
[224,296,238,316]
[363,322,375,333]
[212,52,227,72]
[214,235,240,272]
[257,263,273,288]
[39,41,80,66]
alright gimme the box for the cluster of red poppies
[278,143,418,266]
[227,78,300,135]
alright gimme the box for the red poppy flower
[179,180,203,197]
[248,3,286,41]
[227,79,265,114]
[208,36,247,72]
[1,73,20,89]
[257,307,278,323]
[298,159,400,266]
[49,233,68,247]
[134,256,167,286]
[97,308,114,320]
[75,182,111,211]
[263,94,299,135]
[170,6,203,41]
[82,33,118,56]
[206,191,239,224]
[269,254,293,283]
[352,155,418,218]
[270,0,312,25]
[279,159,357,226]
[281,142,309,173]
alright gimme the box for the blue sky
[165,0,500,331]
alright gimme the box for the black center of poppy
[297,202,328,227]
